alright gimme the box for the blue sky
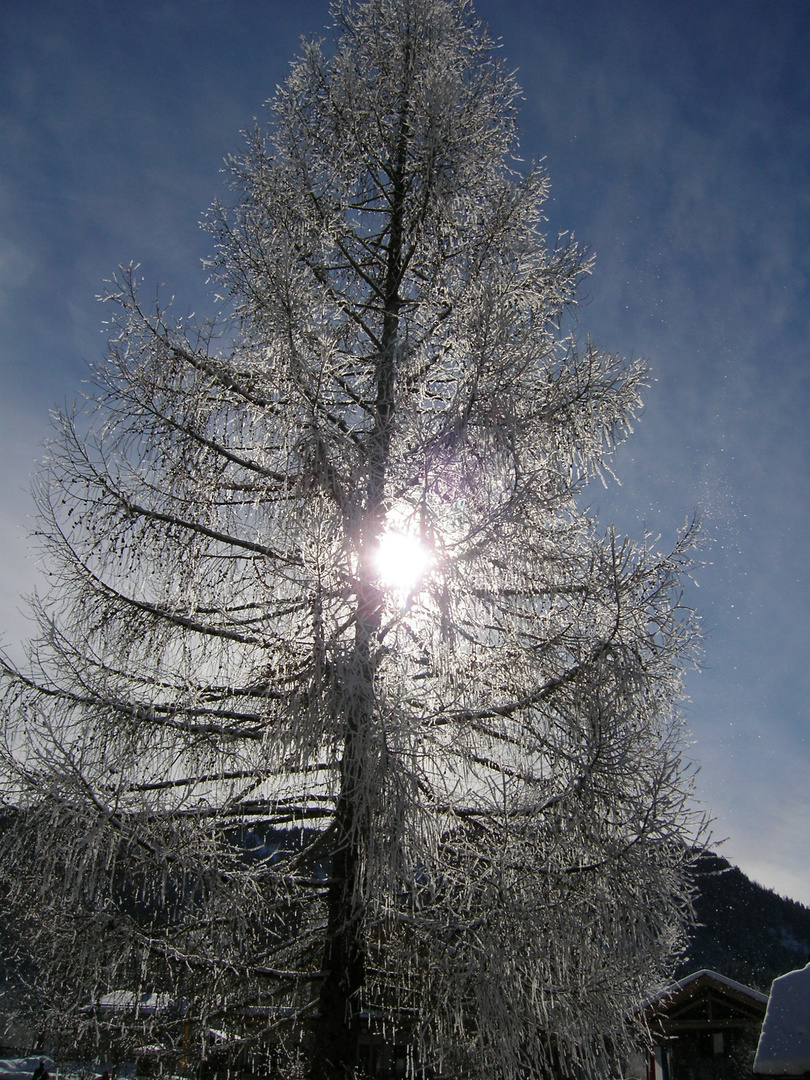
[1,1,809,906]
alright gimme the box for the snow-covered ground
[0,1061,55,1080]
[0,1061,120,1080]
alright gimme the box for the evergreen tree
[0,2,704,1077]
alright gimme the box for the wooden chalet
[630,969,768,1080]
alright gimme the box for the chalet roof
[643,969,768,1037]
[646,969,768,1013]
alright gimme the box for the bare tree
[0,2,704,1078]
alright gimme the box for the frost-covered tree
[0,1,704,1078]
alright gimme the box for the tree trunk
[313,70,410,1079]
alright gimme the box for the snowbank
[755,963,810,1074]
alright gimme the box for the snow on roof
[645,968,768,1009]
[755,963,810,1075]
[87,991,174,1013]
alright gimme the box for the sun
[374,531,434,595]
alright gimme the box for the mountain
[677,851,810,993]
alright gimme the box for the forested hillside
[679,852,810,993]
